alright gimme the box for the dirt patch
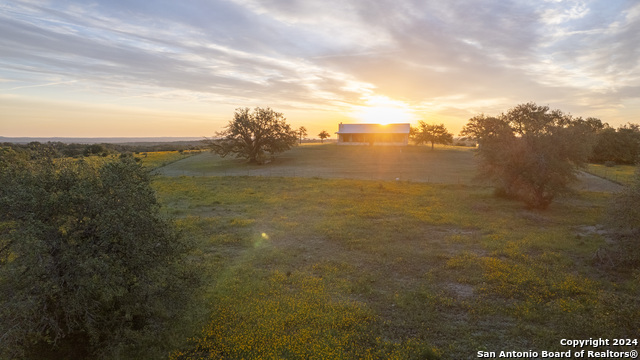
[573,172,624,193]
[574,225,613,243]
[445,282,474,299]
[519,211,554,226]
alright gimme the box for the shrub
[0,155,200,359]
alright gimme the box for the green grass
[152,176,638,359]
[139,150,201,169]
[586,163,638,185]
[156,144,623,192]
[79,150,201,170]
[156,144,478,184]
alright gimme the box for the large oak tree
[460,103,597,209]
[207,107,298,164]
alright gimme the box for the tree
[83,143,107,156]
[460,103,597,209]
[411,121,453,149]
[459,114,512,142]
[298,126,308,145]
[207,107,297,164]
[590,123,640,164]
[318,130,330,143]
[0,154,199,359]
[409,125,418,139]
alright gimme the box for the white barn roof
[336,123,410,134]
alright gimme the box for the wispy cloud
[6,79,78,91]
[0,0,638,136]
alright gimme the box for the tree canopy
[460,103,597,209]
[207,107,297,164]
[590,123,640,164]
[0,153,199,359]
[411,121,453,149]
[297,126,307,144]
[318,130,330,143]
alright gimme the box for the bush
[0,155,200,359]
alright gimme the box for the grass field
[138,150,202,169]
[156,144,622,192]
[79,150,201,170]
[156,144,476,183]
[586,163,638,186]
[147,147,638,359]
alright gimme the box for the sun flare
[350,95,417,124]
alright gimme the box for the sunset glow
[1,1,639,138]
[350,96,418,125]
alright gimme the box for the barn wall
[338,133,408,146]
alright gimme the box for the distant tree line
[0,141,206,159]
[589,123,640,164]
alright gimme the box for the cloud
[0,1,371,108]
[541,0,590,25]
[7,79,78,91]
[0,0,638,136]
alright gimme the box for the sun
[354,106,414,125]
[350,95,417,124]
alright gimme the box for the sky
[1,0,639,138]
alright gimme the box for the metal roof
[336,123,410,134]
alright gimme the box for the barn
[335,123,411,146]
